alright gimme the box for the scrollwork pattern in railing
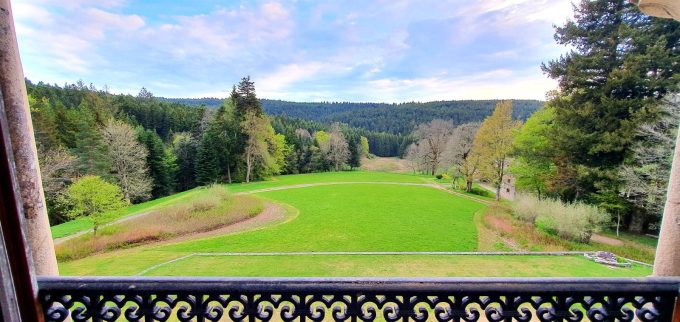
[40,290,677,321]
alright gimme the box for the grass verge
[140,254,651,277]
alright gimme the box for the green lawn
[56,172,652,277]
[59,183,483,275]
[165,184,482,253]
[142,254,652,277]
[224,171,431,193]
[51,171,430,239]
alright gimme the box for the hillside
[162,98,544,134]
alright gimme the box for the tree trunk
[654,123,680,276]
[628,210,645,233]
[245,153,251,183]
[227,166,232,184]
[466,180,472,193]
[495,185,501,201]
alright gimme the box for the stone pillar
[0,0,59,276]
[653,125,680,276]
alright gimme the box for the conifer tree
[195,133,220,186]
[139,129,175,197]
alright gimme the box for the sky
[12,0,575,102]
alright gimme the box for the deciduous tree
[412,119,454,175]
[473,101,521,200]
[101,119,153,203]
[510,107,555,199]
[445,122,481,192]
[328,123,350,171]
[63,176,127,235]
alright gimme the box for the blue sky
[13,0,574,102]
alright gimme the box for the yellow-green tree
[472,101,521,201]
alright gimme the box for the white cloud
[13,0,570,101]
[358,69,556,102]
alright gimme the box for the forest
[27,78,369,225]
[162,98,542,134]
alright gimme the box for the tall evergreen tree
[195,133,220,186]
[172,132,198,191]
[139,129,174,197]
[542,0,680,201]
[73,111,110,176]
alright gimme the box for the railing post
[0,0,58,276]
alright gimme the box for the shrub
[512,193,609,243]
[435,174,443,179]
[469,187,492,198]
[512,193,541,223]
[190,185,229,212]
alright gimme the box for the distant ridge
[160,98,543,134]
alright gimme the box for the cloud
[14,0,572,102]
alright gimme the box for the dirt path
[591,233,625,246]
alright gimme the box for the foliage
[327,123,350,171]
[241,112,277,182]
[62,176,128,235]
[101,119,153,203]
[138,129,176,197]
[513,193,609,243]
[168,97,542,135]
[38,147,77,224]
[509,107,556,199]
[619,95,679,232]
[445,122,481,192]
[359,136,369,156]
[472,101,521,200]
[408,119,455,175]
[541,0,680,207]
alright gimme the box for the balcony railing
[38,276,680,321]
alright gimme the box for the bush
[190,185,229,212]
[435,174,443,179]
[512,193,609,243]
[469,187,492,198]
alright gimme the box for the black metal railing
[38,277,680,321]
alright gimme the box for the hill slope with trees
[162,98,543,134]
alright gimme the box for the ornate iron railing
[38,277,680,322]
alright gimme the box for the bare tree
[39,147,77,203]
[412,119,454,175]
[445,122,481,192]
[295,128,312,140]
[101,119,153,202]
[620,94,680,232]
[328,123,349,171]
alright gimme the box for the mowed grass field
[55,171,653,277]
[51,171,430,238]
